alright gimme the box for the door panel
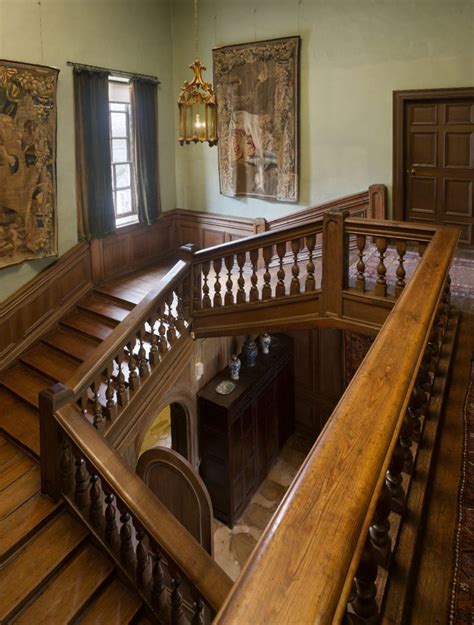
[404,96,474,246]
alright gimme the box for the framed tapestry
[0,59,59,269]
[213,36,300,203]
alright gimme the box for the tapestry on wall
[213,36,300,203]
[0,59,59,269]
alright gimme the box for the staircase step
[94,282,145,306]
[14,542,114,625]
[0,364,51,409]
[0,511,87,622]
[20,343,78,384]
[0,464,39,520]
[60,310,117,342]
[42,328,99,363]
[78,293,133,323]
[0,437,34,489]
[0,389,40,456]
[76,577,142,625]
[0,491,61,564]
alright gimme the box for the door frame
[392,86,474,221]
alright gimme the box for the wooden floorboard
[407,308,474,624]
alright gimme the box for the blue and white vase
[260,333,271,355]
[229,354,241,380]
[242,336,258,367]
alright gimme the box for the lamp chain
[194,0,199,60]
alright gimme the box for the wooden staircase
[0,275,166,624]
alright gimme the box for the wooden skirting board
[0,185,386,372]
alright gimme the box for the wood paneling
[172,209,259,249]
[288,328,344,437]
[0,244,92,372]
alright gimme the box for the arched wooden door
[136,446,214,555]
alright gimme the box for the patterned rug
[449,356,474,624]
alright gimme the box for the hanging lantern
[177,0,217,146]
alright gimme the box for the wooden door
[394,88,474,246]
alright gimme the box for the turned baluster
[89,474,102,528]
[275,242,286,297]
[171,574,186,625]
[91,380,105,431]
[192,598,205,625]
[409,381,425,442]
[395,240,407,298]
[236,252,246,304]
[213,258,223,307]
[104,363,117,421]
[201,261,211,309]
[157,303,168,354]
[137,329,148,377]
[115,352,128,407]
[305,234,316,292]
[249,248,259,302]
[166,292,178,346]
[175,285,186,333]
[385,437,406,514]
[374,237,388,297]
[182,274,191,321]
[127,339,139,391]
[400,407,414,474]
[74,456,89,510]
[60,438,73,495]
[152,548,169,618]
[148,315,160,366]
[350,535,379,622]
[355,234,366,292]
[261,245,273,299]
[78,392,88,417]
[119,510,135,571]
[369,482,392,569]
[224,255,234,306]
[104,492,119,551]
[290,238,301,295]
[418,241,427,258]
[135,526,149,587]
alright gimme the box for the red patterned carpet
[450,356,474,625]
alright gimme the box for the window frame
[108,79,138,225]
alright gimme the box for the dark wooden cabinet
[197,335,294,527]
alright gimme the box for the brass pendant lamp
[178,0,217,146]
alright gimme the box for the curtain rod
[67,61,160,84]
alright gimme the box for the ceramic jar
[242,336,258,367]
[260,333,271,354]
[229,354,241,380]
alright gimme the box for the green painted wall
[0,0,175,300]
[172,0,474,219]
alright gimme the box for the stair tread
[0,435,24,467]
[0,389,40,456]
[14,542,114,625]
[0,491,61,562]
[94,283,145,306]
[76,577,143,625]
[78,293,133,323]
[20,343,78,384]
[0,464,39,519]
[0,443,35,493]
[42,328,99,362]
[0,511,88,622]
[60,311,116,342]
[0,364,51,408]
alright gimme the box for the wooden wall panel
[0,243,93,371]
[288,328,345,438]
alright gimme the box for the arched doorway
[138,402,189,460]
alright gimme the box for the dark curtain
[131,78,161,225]
[74,69,116,240]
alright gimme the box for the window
[108,78,137,225]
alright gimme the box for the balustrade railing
[63,260,192,432]
[39,206,459,624]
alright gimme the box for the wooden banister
[212,227,458,625]
[54,400,232,613]
[345,217,439,241]
[67,260,190,394]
